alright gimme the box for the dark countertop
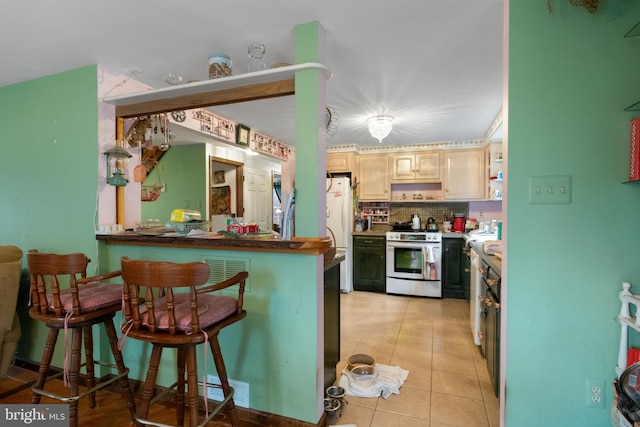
[352,231,388,237]
[95,231,330,255]
[325,254,345,271]
[442,232,465,239]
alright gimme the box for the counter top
[352,231,388,237]
[325,254,345,271]
[96,231,330,255]
[442,232,465,239]
[468,240,502,275]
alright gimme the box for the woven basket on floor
[324,227,337,267]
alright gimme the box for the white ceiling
[0,0,504,148]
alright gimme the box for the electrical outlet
[529,175,572,204]
[586,379,605,408]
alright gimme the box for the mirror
[272,172,282,232]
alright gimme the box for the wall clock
[236,124,250,146]
[171,110,186,122]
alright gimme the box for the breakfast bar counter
[95,231,330,255]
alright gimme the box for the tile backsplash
[389,202,469,225]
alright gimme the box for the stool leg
[209,335,237,427]
[138,345,163,422]
[68,327,83,427]
[176,347,186,426]
[32,328,59,404]
[104,318,137,422]
[185,345,199,427]
[83,325,96,408]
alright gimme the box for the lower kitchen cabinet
[324,260,341,389]
[462,243,471,301]
[353,235,386,292]
[443,238,466,299]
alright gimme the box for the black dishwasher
[479,258,501,397]
[352,235,386,293]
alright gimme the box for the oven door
[386,241,441,280]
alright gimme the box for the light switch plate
[529,175,572,204]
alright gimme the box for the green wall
[506,2,640,425]
[0,65,101,365]
[140,144,207,224]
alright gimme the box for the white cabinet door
[443,150,487,200]
[244,166,270,230]
[358,155,389,201]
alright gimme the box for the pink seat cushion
[140,293,237,333]
[48,283,123,313]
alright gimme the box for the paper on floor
[339,364,409,399]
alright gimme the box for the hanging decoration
[547,0,598,13]
[326,106,339,141]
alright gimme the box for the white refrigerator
[326,177,353,293]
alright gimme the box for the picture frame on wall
[236,124,250,146]
[213,170,225,184]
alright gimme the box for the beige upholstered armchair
[0,245,23,377]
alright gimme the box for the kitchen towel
[339,364,409,399]
[483,240,502,255]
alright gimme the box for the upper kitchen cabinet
[443,149,488,200]
[358,154,390,201]
[327,151,358,176]
[390,152,440,183]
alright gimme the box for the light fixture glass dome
[368,115,394,143]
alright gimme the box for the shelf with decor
[359,202,389,224]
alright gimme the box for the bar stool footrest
[135,386,234,427]
[31,361,129,403]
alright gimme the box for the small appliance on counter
[452,214,466,233]
[411,214,421,230]
[426,217,438,232]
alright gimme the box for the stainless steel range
[385,231,442,297]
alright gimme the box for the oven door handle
[421,246,428,279]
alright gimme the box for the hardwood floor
[0,365,236,426]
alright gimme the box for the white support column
[617,282,634,377]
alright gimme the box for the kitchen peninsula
[95,22,333,426]
[96,232,330,254]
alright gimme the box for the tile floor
[335,291,500,427]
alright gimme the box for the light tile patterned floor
[335,291,499,427]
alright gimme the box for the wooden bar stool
[27,250,136,427]
[120,256,248,427]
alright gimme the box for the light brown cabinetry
[358,155,389,201]
[327,152,357,175]
[391,152,440,182]
[442,149,487,200]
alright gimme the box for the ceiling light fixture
[368,115,394,143]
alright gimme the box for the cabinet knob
[464,268,470,272]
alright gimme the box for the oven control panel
[386,232,442,242]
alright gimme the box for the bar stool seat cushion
[139,293,237,332]
[48,283,122,313]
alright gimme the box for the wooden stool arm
[76,270,122,285]
[196,271,248,312]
